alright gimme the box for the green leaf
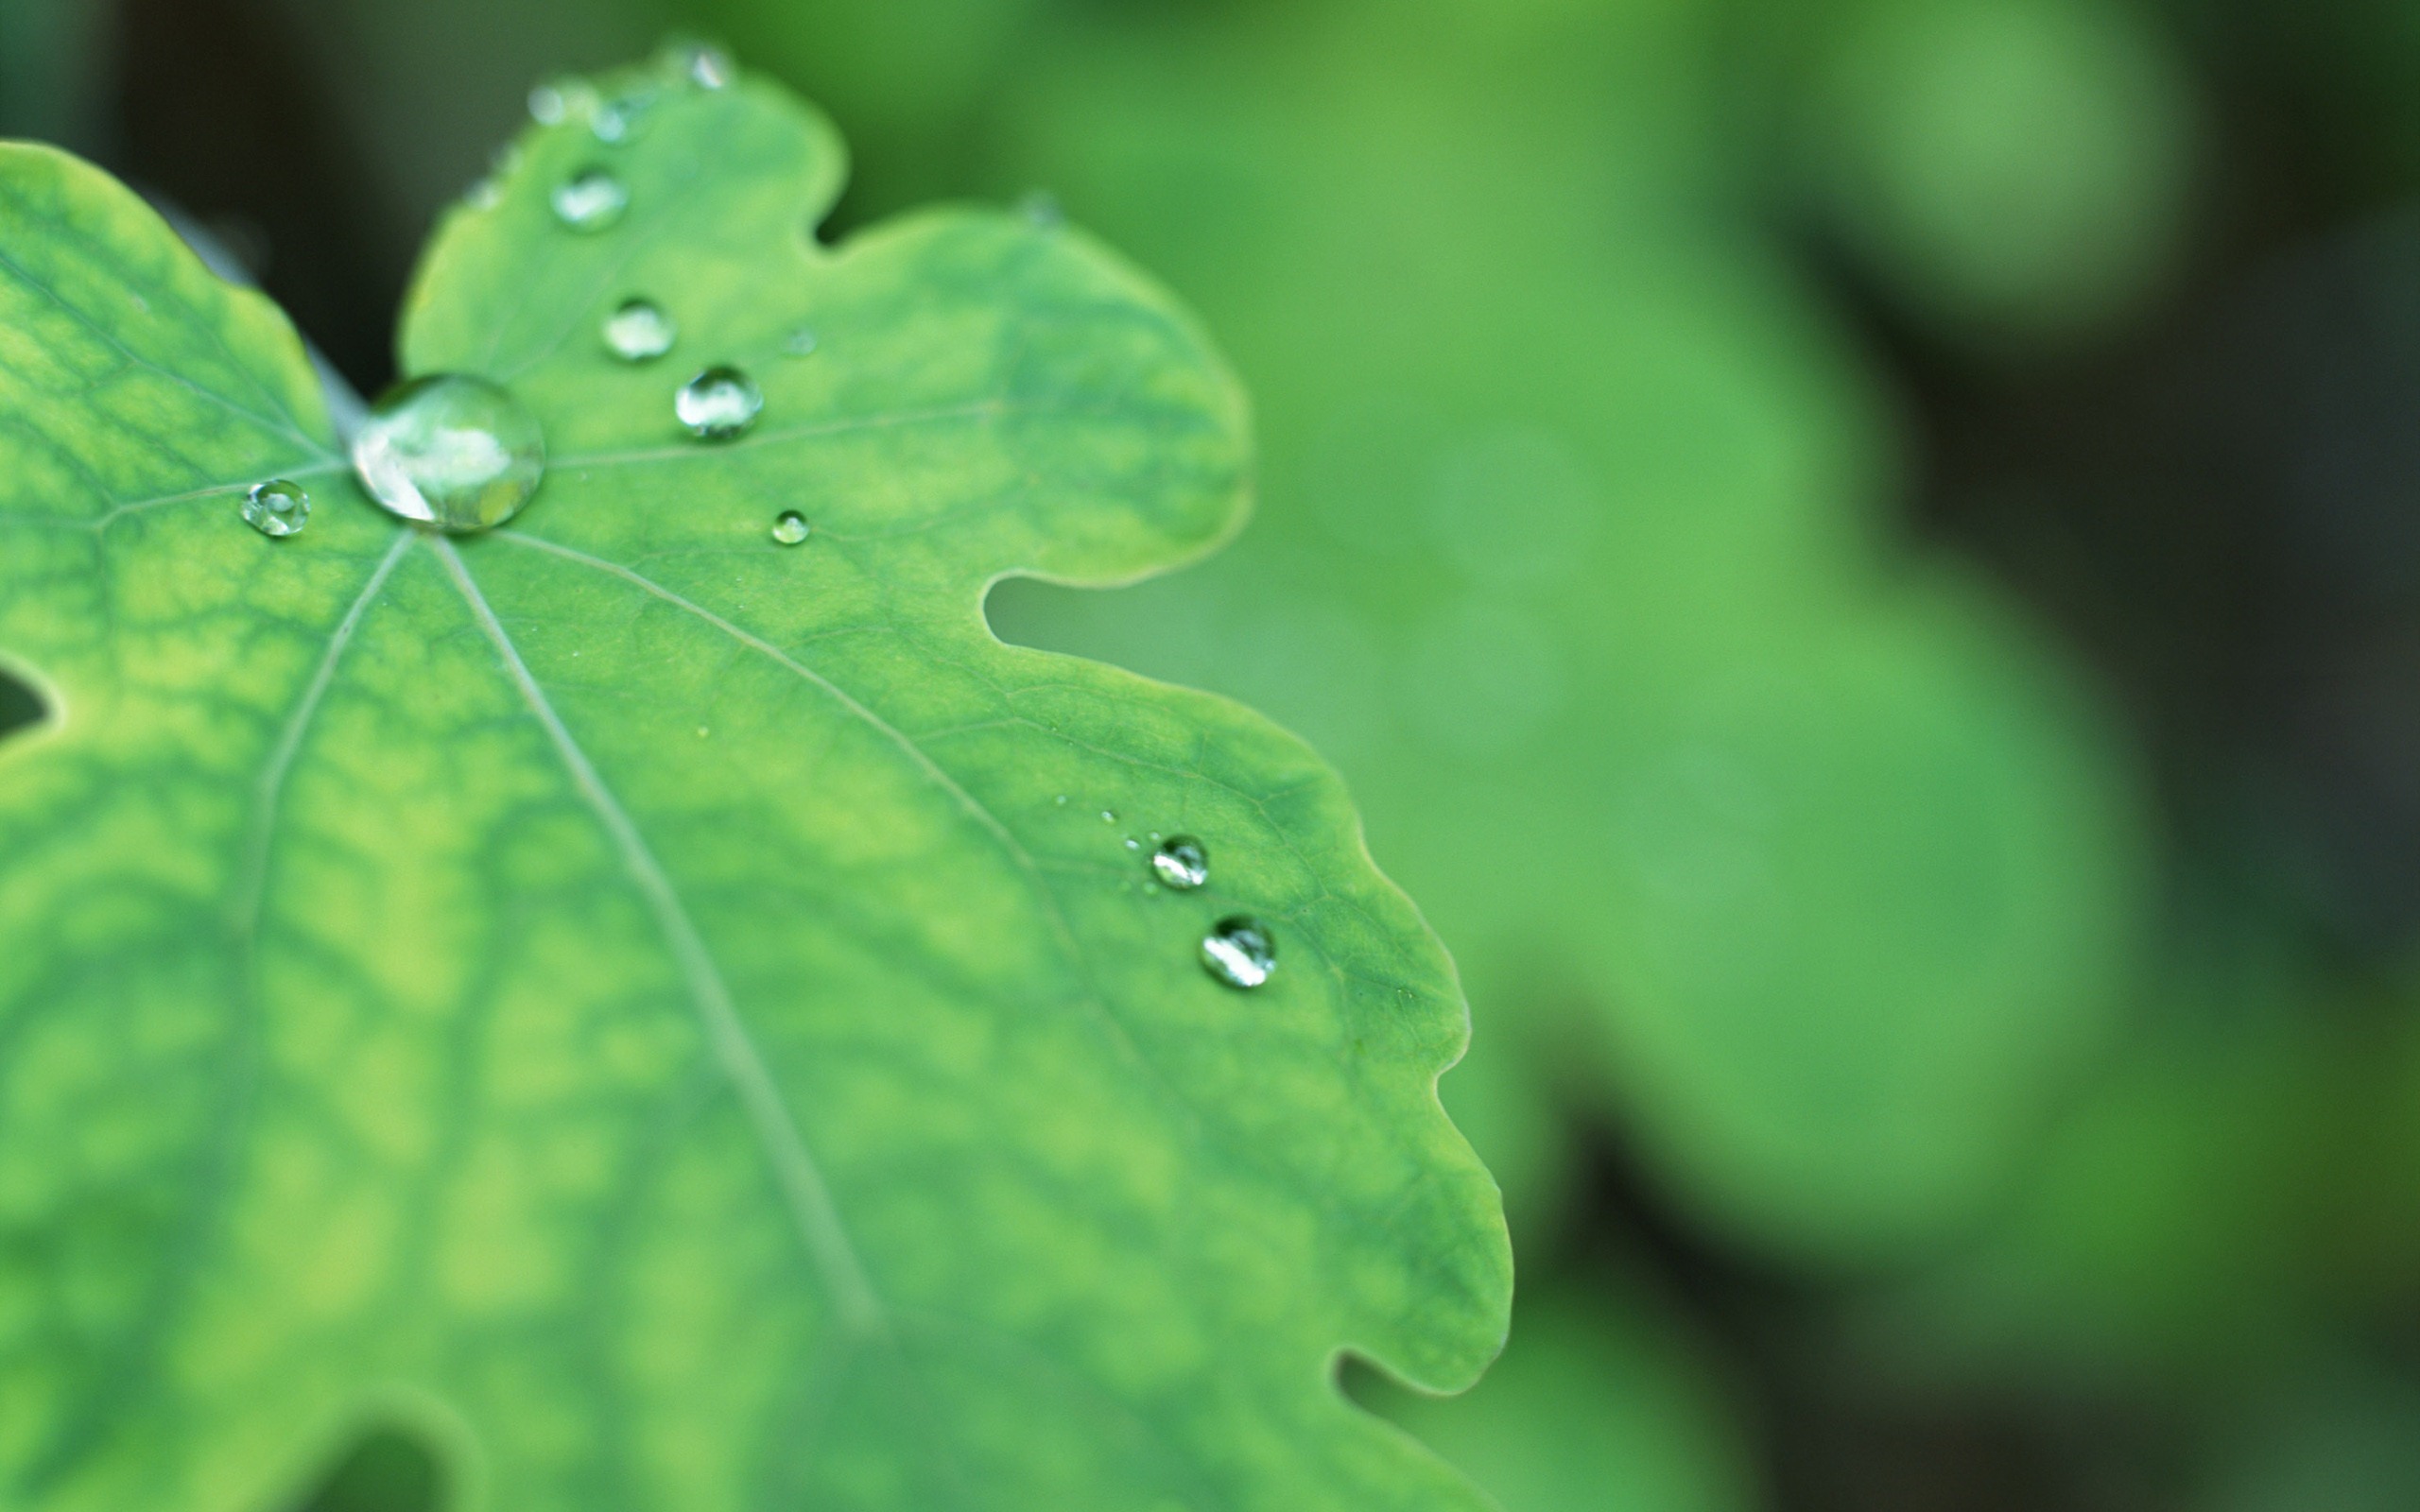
[0,58,1508,1511]
[1869,996,2408,1388]
[1790,0,2198,349]
[985,15,2150,1259]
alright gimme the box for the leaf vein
[435,535,889,1337]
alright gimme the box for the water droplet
[240,478,310,539]
[352,374,547,533]
[465,178,504,212]
[1201,917,1275,988]
[1124,837,1141,850]
[602,298,676,361]
[1055,795,1069,805]
[782,326,819,357]
[1151,836,1208,890]
[551,169,628,232]
[1100,810,1117,824]
[532,77,600,126]
[675,367,763,439]
[591,91,655,144]
[770,511,811,546]
[667,42,734,89]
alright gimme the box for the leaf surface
[0,60,1507,1511]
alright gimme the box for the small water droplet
[782,326,819,357]
[465,178,504,212]
[668,42,734,89]
[551,169,629,232]
[1151,836,1208,889]
[675,367,763,439]
[1100,810,1117,824]
[770,511,811,546]
[1201,917,1274,988]
[591,91,656,144]
[602,298,676,361]
[352,374,546,533]
[535,77,601,125]
[1124,837,1141,850]
[241,479,310,539]
[1055,795,1069,806]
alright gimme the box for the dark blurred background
[11,1,2420,1509]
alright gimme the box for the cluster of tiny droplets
[436,52,1286,988]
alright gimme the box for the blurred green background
[9,0,2420,1507]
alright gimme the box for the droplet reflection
[1201,917,1275,989]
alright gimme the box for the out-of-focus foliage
[0,0,111,145]
[983,0,2152,1263]
[2200,1360,2420,1512]
[254,0,666,228]
[1861,954,2420,1393]
[681,0,1043,213]
[1781,0,2198,350]
[1355,1280,1758,1512]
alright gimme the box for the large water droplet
[603,298,676,362]
[551,169,628,232]
[241,478,310,539]
[675,367,762,439]
[352,375,546,533]
[1201,917,1275,989]
[1151,836,1208,890]
[770,511,810,546]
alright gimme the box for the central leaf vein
[434,534,889,1336]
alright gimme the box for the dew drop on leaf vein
[353,375,546,533]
